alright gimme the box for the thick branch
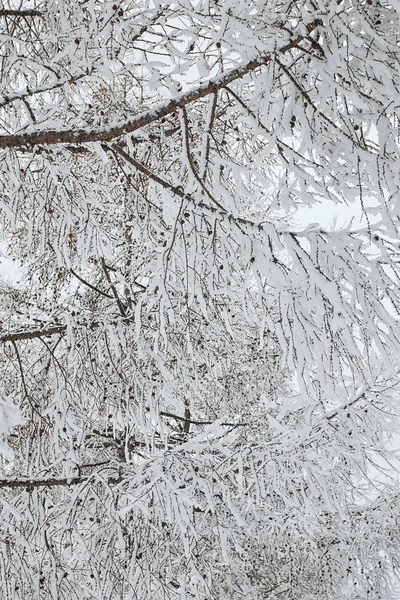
[0,22,321,150]
[0,472,122,490]
[0,325,67,343]
[0,9,42,18]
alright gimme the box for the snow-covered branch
[0,21,321,150]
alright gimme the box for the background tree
[0,0,400,598]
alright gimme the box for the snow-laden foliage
[0,0,400,598]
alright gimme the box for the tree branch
[0,325,67,343]
[0,21,322,150]
[70,268,113,299]
[100,258,128,318]
[200,93,217,181]
[0,472,122,490]
[0,9,43,18]
[0,72,89,111]
[111,144,263,231]
[159,410,247,428]
[180,105,227,212]
[326,389,367,421]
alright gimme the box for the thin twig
[180,105,227,212]
[100,258,128,318]
[70,268,113,299]
[160,410,247,428]
[200,93,218,181]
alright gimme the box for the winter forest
[1,0,400,598]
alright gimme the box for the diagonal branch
[70,268,113,299]
[100,258,128,318]
[0,20,322,150]
[275,57,355,144]
[110,144,266,234]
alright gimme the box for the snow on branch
[0,21,321,150]
[0,325,67,343]
[0,471,122,490]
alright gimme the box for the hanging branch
[199,92,218,181]
[180,105,227,212]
